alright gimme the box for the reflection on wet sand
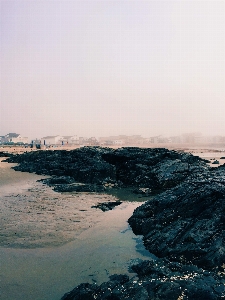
[0,158,151,300]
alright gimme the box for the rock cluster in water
[91,201,122,212]
[62,259,225,300]
[4,147,225,299]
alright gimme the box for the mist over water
[1,1,224,139]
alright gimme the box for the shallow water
[0,203,153,300]
[187,150,225,167]
[0,159,152,300]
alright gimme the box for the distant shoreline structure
[1,132,225,148]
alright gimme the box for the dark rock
[61,283,98,300]
[39,176,75,185]
[60,165,225,299]
[5,147,209,195]
[5,148,116,184]
[91,201,122,211]
[0,151,12,158]
[53,183,106,193]
[132,187,152,196]
[6,146,225,297]
[212,160,220,164]
[61,274,130,300]
[61,259,225,300]
[128,168,225,271]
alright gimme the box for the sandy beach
[1,144,224,248]
[0,146,224,299]
[0,157,127,248]
[0,154,151,299]
[185,148,225,167]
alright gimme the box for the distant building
[99,135,126,143]
[4,133,28,144]
[87,137,99,146]
[68,135,79,144]
[0,136,7,144]
[149,136,161,143]
[31,139,40,144]
[181,133,202,144]
[41,135,63,145]
[79,137,89,145]
[127,135,144,144]
[59,135,79,145]
[104,140,114,146]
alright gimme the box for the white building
[5,133,28,144]
[70,135,79,144]
[41,135,63,145]
[41,135,80,145]
[61,135,79,144]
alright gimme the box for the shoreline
[0,201,152,300]
[0,158,133,249]
[0,148,223,299]
[0,156,151,299]
[1,145,223,249]
[1,142,225,152]
[0,160,151,299]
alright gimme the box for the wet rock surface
[91,201,122,212]
[0,151,12,157]
[4,147,225,298]
[61,258,225,300]
[5,146,208,194]
[128,166,225,269]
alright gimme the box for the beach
[0,146,224,299]
[0,154,151,300]
[0,157,119,248]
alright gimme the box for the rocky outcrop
[61,258,225,300]
[61,274,130,300]
[5,147,225,298]
[54,183,106,193]
[60,148,225,299]
[91,201,122,212]
[38,177,106,193]
[61,168,225,299]
[5,148,116,184]
[5,147,209,194]
[0,151,12,157]
[128,169,225,271]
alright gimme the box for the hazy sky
[1,0,224,139]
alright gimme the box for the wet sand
[0,157,151,300]
[0,146,224,299]
[0,201,152,300]
[1,146,223,248]
[0,158,130,248]
[186,149,225,167]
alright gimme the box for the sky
[1,0,224,139]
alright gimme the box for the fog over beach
[1,1,224,139]
[1,1,225,299]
